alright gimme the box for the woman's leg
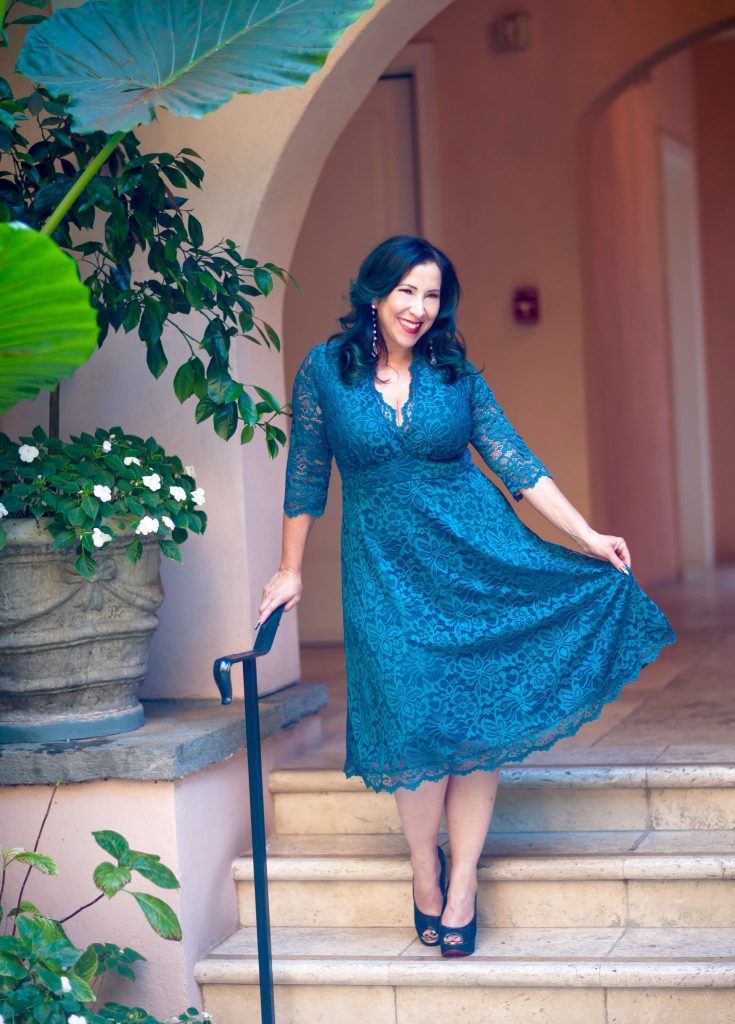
[442,769,500,937]
[394,777,449,926]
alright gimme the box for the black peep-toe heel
[440,895,477,958]
[413,846,447,946]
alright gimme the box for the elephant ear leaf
[16,0,376,135]
[0,224,98,415]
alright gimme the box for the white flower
[191,487,206,506]
[102,440,112,453]
[92,528,111,548]
[169,485,187,502]
[124,456,141,467]
[68,1016,87,1024]
[0,1013,5,1024]
[161,516,175,531]
[135,516,159,536]
[8,220,32,231]
[0,502,7,519]
[93,484,112,503]
[142,473,161,492]
[18,444,39,463]
[184,465,196,477]
[60,976,72,993]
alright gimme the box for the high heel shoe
[440,895,477,958]
[413,846,447,946]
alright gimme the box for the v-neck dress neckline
[371,353,421,430]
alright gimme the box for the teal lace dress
[283,341,677,793]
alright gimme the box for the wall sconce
[489,13,532,53]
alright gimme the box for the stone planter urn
[0,518,165,743]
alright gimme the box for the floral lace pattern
[284,342,677,793]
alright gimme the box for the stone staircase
[195,761,735,1023]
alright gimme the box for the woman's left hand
[578,530,631,574]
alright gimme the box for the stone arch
[585,14,735,124]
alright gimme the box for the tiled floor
[288,565,735,771]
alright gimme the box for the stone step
[196,925,735,1024]
[233,830,735,929]
[270,765,735,834]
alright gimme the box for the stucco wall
[0,714,319,1016]
[693,40,735,562]
[583,53,700,583]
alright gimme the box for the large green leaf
[17,0,376,135]
[0,224,98,414]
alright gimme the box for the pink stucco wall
[582,53,700,584]
[0,715,320,1017]
[693,40,735,562]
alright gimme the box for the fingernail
[254,619,261,629]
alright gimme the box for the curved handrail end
[213,657,234,704]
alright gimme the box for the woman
[258,235,677,958]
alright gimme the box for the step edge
[194,956,735,988]
[269,765,735,793]
[232,854,735,882]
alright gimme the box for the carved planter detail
[0,519,164,742]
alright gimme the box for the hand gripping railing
[213,601,286,1024]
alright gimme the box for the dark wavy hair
[326,235,470,386]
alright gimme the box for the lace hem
[343,626,678,794]
[511,466,554,502]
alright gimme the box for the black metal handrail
[213,601,286,1024]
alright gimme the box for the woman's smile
[398,316,423,335]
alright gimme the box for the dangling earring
[371,304,379,358]
[428,338,437,366]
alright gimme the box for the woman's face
[374,261,441,358]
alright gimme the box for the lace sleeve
[283,348,333,518]
[468,364,553,502]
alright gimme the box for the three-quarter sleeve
[467,363,553,502]
[283,348,333,518]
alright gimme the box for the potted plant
[0,0,374,740]
[0,427,206,742]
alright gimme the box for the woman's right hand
[257,567,303,626]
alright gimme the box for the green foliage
[0,0,46,49]
[17,0,376,135]
[0,222,99,413]
[0,802,209,1024]
[0,427,207,577]
[0,81,295,447]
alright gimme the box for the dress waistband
[340,449,473,495]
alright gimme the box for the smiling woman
[258,233,677,957]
